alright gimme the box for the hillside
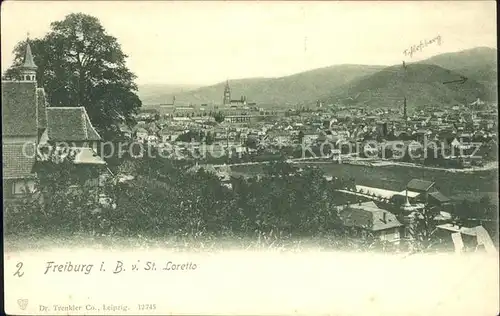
[418,47,497,83]
[319,64,489,109]
[138,84,201,106]
[145,65,384,107]
[138,47,497,109]
[419,47,497,100]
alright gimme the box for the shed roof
[406,179,435,192]
[428,191,451,203]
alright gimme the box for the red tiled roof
[36,88,47,130]
[82,108,101,140]
[46,107,101,141]
[2,143,37,179]
[1,81,38,136]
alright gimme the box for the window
[12,180,36,195]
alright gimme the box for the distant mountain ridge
[139,65,384,107]
[138,84,201,105]
[416,47,497,83]
[416,47,497,100]
[139,46,497,108]
[320,64,488,109]
[320,47,497,108]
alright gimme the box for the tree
[244,136,259,149]
[4,13,141,140]
[297,130,305,144]
[205,131,214,145]
[213,111,225,123]
[407,205,441,251]
[4,148,112,236]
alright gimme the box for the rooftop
[21,42,37,70]
[406,179,435,192]
[2,81,38,136]
[428,191,451,203]
[2,143,37,179]
[337,201,403,232]
[73,147,106,165]
[46,107,101,141]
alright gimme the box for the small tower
[19,36,37,82]
[223,80,231,105]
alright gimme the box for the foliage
[297,131,305,144]
[4,13,141,140]
[4,149,110,235]
[212,111,225,123]
[452,195,497,225]
[407,205,441,251]
[7,147,481,253]
[5,152,354,245]
[244,136,259,149]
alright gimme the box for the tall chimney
[403,97,407,127]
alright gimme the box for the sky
[1,1,497,85]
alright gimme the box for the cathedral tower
[223,80,231,105]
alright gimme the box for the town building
[222,80,250,107]
[336,201,403,243]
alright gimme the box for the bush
[5,156,351,240]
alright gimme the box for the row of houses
[333,179,450,242]
[331,178,496,252]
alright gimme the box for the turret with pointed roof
[19,36,37,82]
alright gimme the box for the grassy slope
[418,47,498,101]
[418,47,497,83]
[138,83,201,105]
[320,64,489,109]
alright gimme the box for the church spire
[19,34,37,81]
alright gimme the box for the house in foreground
[336,201,403,243]
[2,40,107,202]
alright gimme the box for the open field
[231,162,499,202]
